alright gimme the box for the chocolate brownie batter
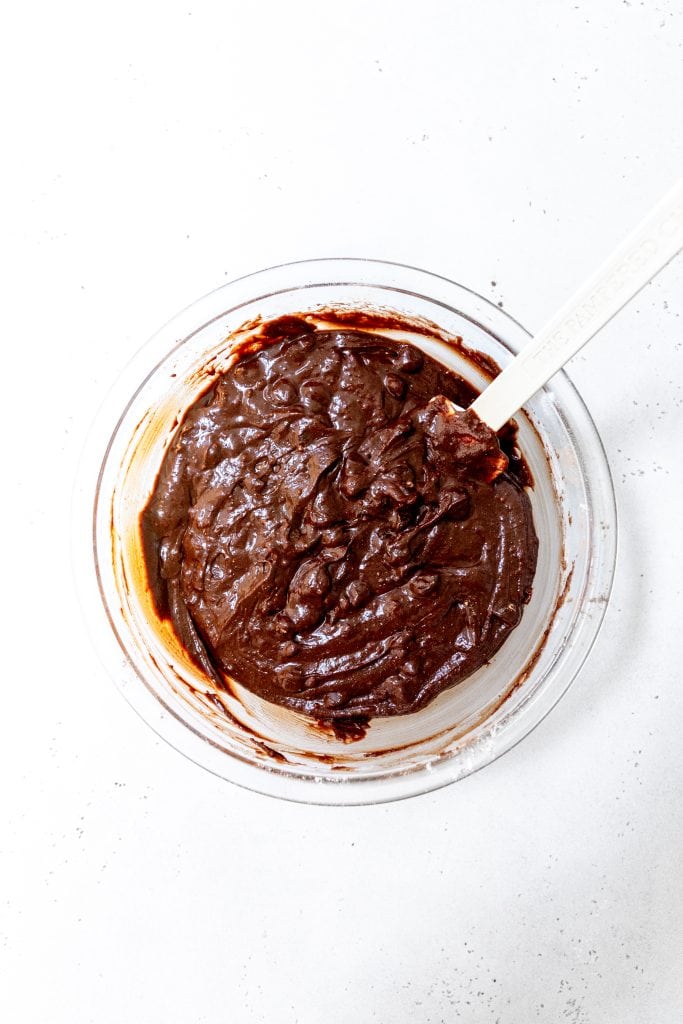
[142,322,538,722]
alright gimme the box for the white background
[2,1,683,1021]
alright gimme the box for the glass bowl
[73,258,617,804]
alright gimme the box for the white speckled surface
[2,1,682,1021]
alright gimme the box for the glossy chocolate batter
[142,322,538,723]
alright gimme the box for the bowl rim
[73,257,618,805]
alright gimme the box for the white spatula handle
[470,177,683,431]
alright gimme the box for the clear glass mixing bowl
[73,259,617,804]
